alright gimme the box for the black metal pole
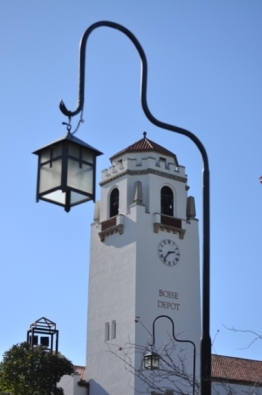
[59,21,211,395]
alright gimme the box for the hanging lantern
[33,132,102,212]
[143,351,160,370]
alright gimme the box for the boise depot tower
[86,133,200,395]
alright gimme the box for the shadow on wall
[88,380,110,395]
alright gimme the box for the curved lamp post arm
[59,21,147,118]
[149,315,196,395]
[149,315,195,349]
[59,21,211,395]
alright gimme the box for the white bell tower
[86,133,200,395]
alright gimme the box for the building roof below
[212,354,262,385]
[74,365,85,380]
[74,355,262,386]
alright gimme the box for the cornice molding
[100,168,187,186]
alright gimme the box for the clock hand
[164,251,175,261]
[163,252,170,261]
[164,250,175,261]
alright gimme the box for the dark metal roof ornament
[26,317,59,353]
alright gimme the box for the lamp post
[143,315,196,395]
[34,21,211,395]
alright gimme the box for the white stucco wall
[212,381,262,394]
[58,373,86,395]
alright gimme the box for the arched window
[110,188,119,217]
[161,186,173,216]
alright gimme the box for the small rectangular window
[105,322,110,341]
[111,320,116,339]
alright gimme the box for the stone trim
[153,213,186,239]
[100,168,186,186]
[98,215,124,242]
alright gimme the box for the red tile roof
[74,355,262,385]
[110,132,178,165]
[212,355,262,385]
[74,365,85,380]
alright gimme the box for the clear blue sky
[1,1,262,366]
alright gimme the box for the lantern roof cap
[144,351,160,357]
[33,132,103,156]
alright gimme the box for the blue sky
[1,1,262,366]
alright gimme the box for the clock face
[158,239,180,266]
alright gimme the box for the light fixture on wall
[144,351,160,370]
[143,315,196,395]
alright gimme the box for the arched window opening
[161,186,173,216]
[110,188,119,217]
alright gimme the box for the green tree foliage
[0,342,74,395]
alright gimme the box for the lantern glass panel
[82,148,94,163]
[151,357,159,369]
[40,149,50,164]
[67,159,93,194]
[144,356,151,369]
[70,191,92,205]
[39,159,62,193]
[68,144,80,158]
[40,146,62,163]
[68,144,94,164]
[43,190,66,204]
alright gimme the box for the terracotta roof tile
[212,354,262,384]
[110,132,178,165]
[74,365,85,380]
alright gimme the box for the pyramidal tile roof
[110,132,178,165]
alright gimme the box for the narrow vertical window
[105,322,110,341]
[159,157,166,168]
[111,320,116,339]
[161,186,173,216]
[110,188,119,217]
